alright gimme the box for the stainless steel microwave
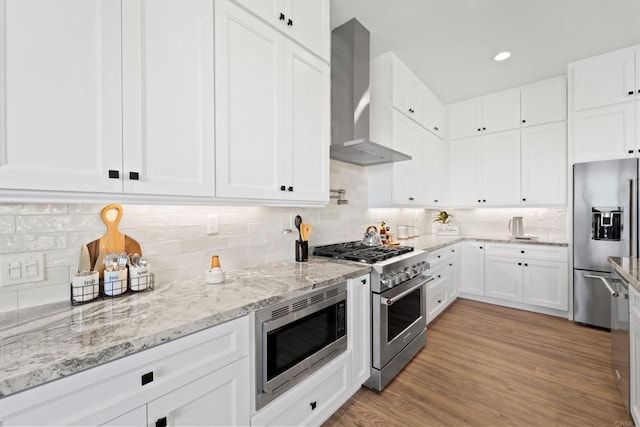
[254,282,347,410]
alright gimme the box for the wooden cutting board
[87,204,142,277]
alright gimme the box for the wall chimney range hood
[330,19,411,166]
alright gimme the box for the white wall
[0,160,433,311]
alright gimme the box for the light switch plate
[207,215,219,235]
[0,252,45,287]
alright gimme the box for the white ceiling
[330,0,640,104]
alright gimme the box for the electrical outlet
[207,215,219,235]
[0,252,45,287]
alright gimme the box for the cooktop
[312,241,414,264]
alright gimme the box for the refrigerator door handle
[631,178,638,258]
[583,274,619,297]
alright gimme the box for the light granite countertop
[0,258,371,399]
[608,256,640,292]
[400,234,569,252]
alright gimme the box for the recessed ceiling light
[494,51,511,61]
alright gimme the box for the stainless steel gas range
[313,242,433,390]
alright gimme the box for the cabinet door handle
[287,18,293,26]
[279,12,285,20]
[361,278,367,284]
[156,417,167,427]
[409,197,414,201]
[108,170,120,179]
[280,185,286,191]
[288,186,293,192]
[129,171,139,181]
[141,371,154,386]
[310,401,317,410]
[630,150,635,154]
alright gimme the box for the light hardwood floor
[325,299,632,427]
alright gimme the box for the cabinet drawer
[485,243,567,261]
[427,279,448,322]
[427,262,448,288]
[252,351,351,426]
[1,316,250,426]
[426,245,457,266]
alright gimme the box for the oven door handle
[381,275,433,306]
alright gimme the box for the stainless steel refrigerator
[573,158,638,329]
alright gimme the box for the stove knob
[393,273,402,285]
[381,276,391,288]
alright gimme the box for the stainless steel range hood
[330,19,411,166]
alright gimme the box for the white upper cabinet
[571,45,638,111]
[0,0,216,198]
[481,129,521,206]
[215,0,329,202]
[121,0,215,197]
[521,122,567,205]
[423,132,447,207]
[391,112,424,205]
[573,102,637,163]
[371,52,445,139]
[0,0,123,193]
[392,60,424,124]
[520,76,567,127]
[233,0,330,61]
[482,90,521,134]
[448,90,520,139]
[448,99,483,140]
[448,136,482,206]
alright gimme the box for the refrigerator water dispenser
[591,207,622,241]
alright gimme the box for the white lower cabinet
[425,243,460,324]
[630,286,640,425]
[460,241,485,296]
[0,317,250,427]
[482,243,568,310]
[251,351,351,427]
[348,274,371,391]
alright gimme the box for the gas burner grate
[313,241,413,264]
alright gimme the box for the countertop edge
[608,257,640,292]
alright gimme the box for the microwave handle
[381,275,432,306]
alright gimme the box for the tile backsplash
[0,160,567,311]
[0,161,432,311]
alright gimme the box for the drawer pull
[310,401,317,410]
[142,371,154,386]
[361,278,367,284]
[108,169,120,179]
[156,417,167,427]
[520,250,524,253]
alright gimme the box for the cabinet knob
[434,126,439,131]
[108,170,120,179]
[434,199,438,203]
[477,199,481,203]
[482,199,486,203]
[518,262,522,266]
[287,18,293,26]
[437,299,442,304]
[449,263,453,267]
[520,250,525,254]
[129,171,139,181]
[310,401,317,410]
[524,263,528,267]
[629,150,635,154]
[477,128,481,132]
[437,274,441,278]
[141,371,154,386]
[288,186,293,192]
[482,127,486,131]
[156,417,167,427]
[409,197,414,201]
[522,119,526,123]
[280,185,286,191]
[437,255,441,258]
[629,91,635,96]
[522,198,526,201]
[361,278,367,284]
[479,246,483,250]
[279,12,285,20]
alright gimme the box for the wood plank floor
[325,299,632,427]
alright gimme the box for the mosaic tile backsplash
[0,160,566,311]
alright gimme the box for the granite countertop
[0,259,371,399]
[400,234,568,252]
[608,256,640,292]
